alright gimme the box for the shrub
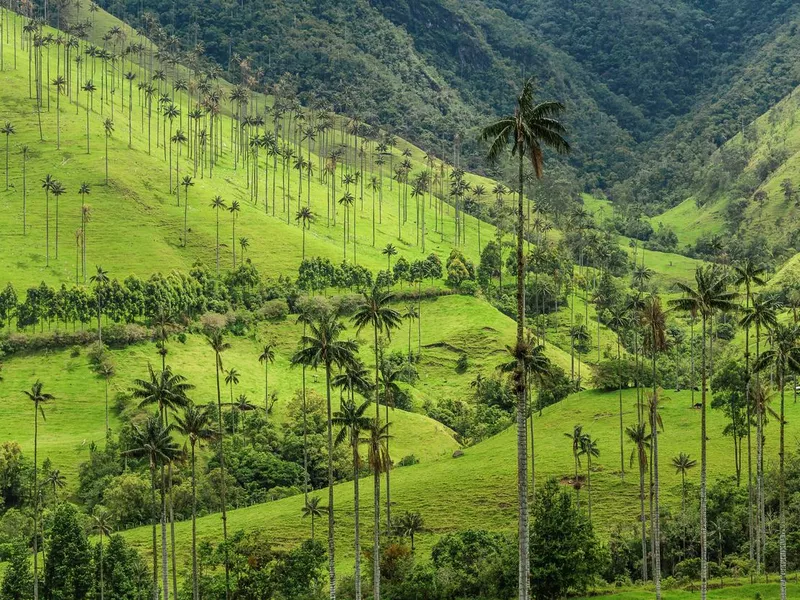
[258,298,289,322]
[455,353,469,374]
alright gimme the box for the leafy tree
[529,479,602,600]
[2,541,33,600]
[44,503,93,600]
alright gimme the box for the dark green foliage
[91,535,151,600]
[44,504,93,600]
[1,542,33,600]
[529,479,603,600]
[535,365,574,412]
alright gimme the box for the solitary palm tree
[292,311,359,600]
[580,434,600,521]
[608,305,631,478]
[210,196,227,275]
[482,81,570,600]
[382,243,397,273]
[174,404,215,600]
[339,191,355,261]
[352,286,402,531]
[672,452,697,514]
[23,380,54,600]
[91,508,113,600]
[50,180,66,260]
[96,360,115,433]
[89,266,109,341]
[258,343,276,416]
[1,122,15,190]
[82,80,97,153]
[403,304,418,362]
[564,424,586,508]
[125,414,180,600]
[627,422,651,583]
[52,77,66,148]
[363,419,391,600]
[333,399,372,600]
[302,496,327,541]
[224,368,240,431]
[42,174,55,266]
[44,468,66,509]
[103,118,114,184]
[206,330,231,598]
[394,511,424,553]
[181,176,194,246]
[754,323,800,600]
[669,267,737,599]
[229,200,240,269]
[296,207,315,259]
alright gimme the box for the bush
[258,298,288,321]
[455,353,469,374]
[397,455,419,467]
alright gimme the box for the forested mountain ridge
[98,0,800,210]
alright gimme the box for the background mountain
[99,0,800,211]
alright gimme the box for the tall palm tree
[580,433,600,521]
[125,414,180,600]
[206,330,231,599]
[292,311,359,600]
[740,294,778,574]
[224,368,240,431]
[641,294,668,598]
[754,323,800,600]
[1,122,15,190]
[103,118,114,184]
[671,452,697,514]
[82,80,97,153]
[210,196,227,275]
[352,286,402,530]
[332,399,372,600]
[23,380,54,600]
[382,243,397,273]
[181,176,194,246]
[564,424,586,508]
[258,343,276,416]
[96,360,115,433]
[302,496,327,541]
[229,200,240,269]
[627,422,651,583]
[173,404,216,600]
[91,508,113,600]
[669,267,737,599]
[363,419,391,600]
[50,180,65,260]
[339,191,355,261]
[79,183,90,280]
[42,174,54,266]
[403,304,418,363]
[296,207,315,259]
[608,305,631,478]
[52,77,66,149]
[733,259,768,566]
[89,266,109,342]
[44,468,66,508]
[482,83,569,600]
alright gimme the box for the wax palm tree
[352,286,402,529]
[641,294,668,598]
[206,329,231,597]
[382,243,397,272]
[339,191,355,261]
[23,380,54,600]
[672,452,697,514]
[580,433,600,521]
[173,404,216,600]
[224,367,240,430]
[394,511,424,553]
[733,258,768,565]
[50,180,66,260]
[82,80,96,153]
[78,183,90,279]
[403,304,418,363]
[1,122,15,190]
[333,399,372,600]
[608,305,631,477]
[258,343,276,416]
[124,71,136,147]
[126,413,180,600]
[569,324,590,383]
[42,174,55,266]
[44,468,66,509]
[482,82,569,600]
[131,365,193,419]
[740,294,778,574]
[52,77,66,148]
[229,200,240,269]
[564,425,586,508]
[91,507,113,600]
[363,419,391,600]
[754,323,800,600]
[296,207,315,259]
[103,118,114,184]
[210,196,227,275]
[89,266,110,341]
[669,267,737,599]
[96,360,115,433]
[302,496,327,541]
[181,176,194,246]
[627,422,651,582]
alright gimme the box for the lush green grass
[576,581,800,599]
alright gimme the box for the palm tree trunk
[639,453,647,582]
[150,465,158,600]
[33,404,39,600]
[169,462,178,600]
[780,368,787,600]
[160,467,169,600]
[325,362,336,600]
[191,443,199,600]
[700,314,708,600]
[652,353,661,600]
[214,354,230,600]
[373,458,381,600]
[618,336,625,479]
[515,151,530,600]
[353,443,362,600]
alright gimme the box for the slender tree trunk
[373,456,381,600]
[160,467,169,600]
[780,368,787,600]
[353,443,362,600]
[191,443,199,600]
[150,465,158,600]
[325,362,337,600]
[33,405,39,600]
[701,314,708,600]
[639,452,647,582]
[214,354,230,600]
